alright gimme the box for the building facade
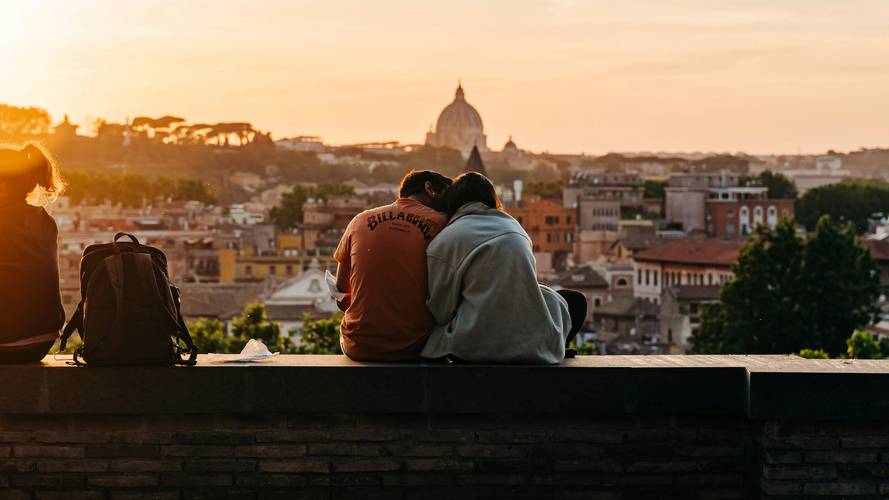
[632,239,744,303]
[508,197,576,255]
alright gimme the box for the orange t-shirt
[334,198,447,361]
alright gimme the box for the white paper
[325,270,348,301]
[206,338,279,363]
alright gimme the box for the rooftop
[634,239,745,267]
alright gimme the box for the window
[269,265,277,276]
[667,328,673,343]
[286,265,294,276]
[645,269,650,286]
[616,278,628,287]
[545,216,559,225]
[767,206,777,228]
[567,216,572,224]
[638,268,642,285]
[653,270,658,287]
[594,297,602,307]
[708,273,713,285]
[245,265,253,277]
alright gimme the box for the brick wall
[760,420,889,499]
[0,413,752,499]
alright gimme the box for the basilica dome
[425,83,487,156]
[435,85,483,133]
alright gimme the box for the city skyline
[2,0,889,155]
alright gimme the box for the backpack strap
[59,302,84,351]
[174,314,199,366]
[170,286,198,366]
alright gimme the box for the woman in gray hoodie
[421,173,586,364]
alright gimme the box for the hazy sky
[2,0,888,154]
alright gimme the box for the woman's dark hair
[0,143,63,206]
[445,172,502,216]
[399,170,452,198]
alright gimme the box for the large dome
[435,85,483,132]
[425,83,487,155]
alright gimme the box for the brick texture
[758,420,889,500]
[0,413,759,499]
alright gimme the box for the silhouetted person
[421,172,586,364]
[0,144,65,363]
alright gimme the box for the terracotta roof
[551,266,609,289]
[667,285,722,301]
[615,235,661,252]
[179,282,265,319]
[594,296,659,318]
[633,239,744,267]
[863,239,889,262]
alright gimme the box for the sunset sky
[2,0,888,155]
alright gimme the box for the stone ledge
[0,354,886,418]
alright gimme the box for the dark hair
[0,143,64,206]
[399,170,452,198]
[445,172,502,216]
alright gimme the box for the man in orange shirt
[334,170,451,361]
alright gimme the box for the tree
[797,179,889,233]
[741,171,797,199]
[802,217,881,355]
[229,303,293,353]
[294,314,343,354]
[691,216,879,356]
[643,180,667,199]
[187,318,229,354]
[689,303,728,354]
[796,348,829,359]
[846,330,884,359]
[269,184,354,231]
[269,185,311,231]
[0,103,51,142]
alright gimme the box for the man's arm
[335,261,351,312]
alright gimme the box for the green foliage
[0,103,51,142]
[689,303,728,354]
[643,180,667,199]
[741,170,797,199]
[572,342,598,355]
[524,181,562,199]
[64,170,216,207]
[187,318,228,354]
[846,330,886,359]
[293,313,344,354]
[691,216,880,356]
[269,183,355,231]
[796,348,829,359]
[229,303,294,354]
[797,179,889,233]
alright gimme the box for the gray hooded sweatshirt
[420,202,570,364]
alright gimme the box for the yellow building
[219,233,336,283]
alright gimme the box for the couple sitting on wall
[334,170,586,364]
[0,144,584,365]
